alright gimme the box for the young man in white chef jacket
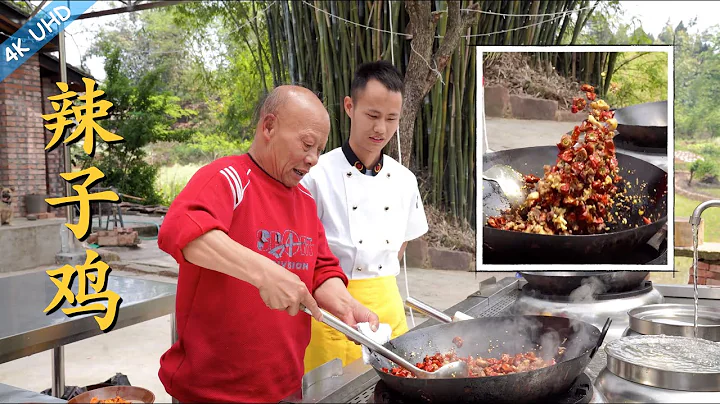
[301,61,429,372]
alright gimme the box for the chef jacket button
[384,206,389,211]
[379,265,383,269]
[347,172,352,177]
[352,205,357,210]
[386,240,389,244]
[386,173,391,178]
[357,267,362,271]
[359,240,363,244]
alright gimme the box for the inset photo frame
[476,45,673,272]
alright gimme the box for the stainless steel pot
[594,335,720,403]
[593,335,720,402]
[594,368,720,403]
[626,304,720,341]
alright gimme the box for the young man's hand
[314,278,380,335]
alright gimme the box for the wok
[368,315,609,403]
[613,101,667,149]
[482,146,668,264]
[520,271,649,295]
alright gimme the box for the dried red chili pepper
[557,149,573,163]
[525,174,540,183]
[558,134,573,150]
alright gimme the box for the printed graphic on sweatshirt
[257,229,314,271]
[219,165,251,209]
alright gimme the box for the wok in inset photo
[477,47,672,268]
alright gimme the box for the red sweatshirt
[157,153,348,403]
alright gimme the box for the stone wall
[405,238,475,271]
[484,84,577,122]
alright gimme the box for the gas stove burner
[371,372,594,403]
[613,134,667,155]
[522,281,654,302]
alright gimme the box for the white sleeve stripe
[298,187,314,199]
[226,166,248,204]
[219,169,239,208]
[227,166,244,189]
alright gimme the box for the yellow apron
[304,275,408,373]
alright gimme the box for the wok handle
[299,305,422,373]
[590,318,612,359]
[405,297,452,324]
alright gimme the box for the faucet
[690,199,720,226]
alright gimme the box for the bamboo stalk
[289,2,304,83]
[338,1,350,138]
[603,52,618,97]
[448,59,457,217]
[265,4,281,87]
[555,0,574,45]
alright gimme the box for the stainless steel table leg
[171,312,178,344]
[52,346,64,398]
[171,312,179,404]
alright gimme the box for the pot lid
[628,304,720,342]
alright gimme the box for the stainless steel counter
[0,382,66,403]
[0,271,176,398]
[287,277,720,403]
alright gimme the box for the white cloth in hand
[357,322,392,364]
[452,311,474,322]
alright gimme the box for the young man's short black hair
[350,61,404,101]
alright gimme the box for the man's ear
[261,113,276,141]
[343,96,354,119]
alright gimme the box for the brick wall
[0,55,49,217]
[41,76,67,216]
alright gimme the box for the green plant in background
[74,46,194,204]
[601,51,668,108]
[689,159,719,185]
[177,133,252,162]
[674,23,720,140]
[156,164,204,206]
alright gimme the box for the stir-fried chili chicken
[486,84,648,235]
[90,397,130,404]
[382,350,556,378]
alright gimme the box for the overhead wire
[301,1,593,40]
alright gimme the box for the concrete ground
[0,239,505,402]
[484,117,576,151]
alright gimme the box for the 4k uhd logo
[0,1,96,83]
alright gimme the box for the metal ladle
[300,306,469,379]
[405,296,474,324]
[482,164,527,209]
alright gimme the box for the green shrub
[689,159,718,185]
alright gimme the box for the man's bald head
[250,85,331,188]
[256,85,328,125]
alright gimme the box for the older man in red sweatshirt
[157,85,379,403]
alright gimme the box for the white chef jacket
[301,148,429,280]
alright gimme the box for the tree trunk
[385,0,479,169]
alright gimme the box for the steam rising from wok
[568,276,607,303]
